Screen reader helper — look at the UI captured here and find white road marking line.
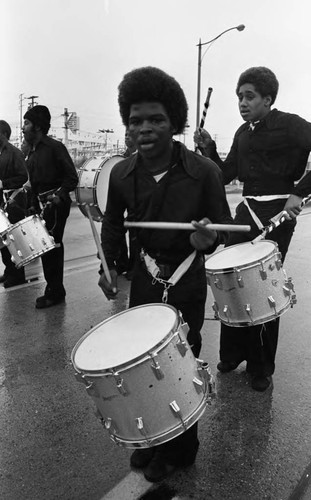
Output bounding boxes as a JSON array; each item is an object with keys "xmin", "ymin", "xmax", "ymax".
[{"xmin": 100, "ymin": 471, "xmax": 152, "ymax": 500}]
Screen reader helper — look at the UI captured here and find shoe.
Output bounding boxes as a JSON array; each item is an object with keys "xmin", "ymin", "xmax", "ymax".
[
  {"xmin": 3, "ymin": 276, "xmax": 26, "ymax": 288},
  {"xmin": 35, "ymin": 295, "xmax": 65, "ymax": 309},
  {"xmin": 217, "ymin": 360, "xmax": 239, "ymax": 373},
  {"xmin": 130, "ymin": 448, "xmax": 155, "ymax": 468},
  {"xmin": 251, "ymin": 375, "xmax": 271, "ymax": 392},
  {"xmin": 143, "ymin": 451, "xmax": 177, "ymax": 483}
]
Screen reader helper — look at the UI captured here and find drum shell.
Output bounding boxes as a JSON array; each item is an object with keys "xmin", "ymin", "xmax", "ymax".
[
  {"xmin": 0, "ymin": 210, "xmax": 11, "ymax": 249},
  {"xmin": 72, "ymin": 304, "xmax": 212, "ymax": 448},
  {"xmin": 205, "ymin": 240, "xmax": 294, "ymax": 327},
  {"xmin": 4, "ymin": 215, "xmax": 56, "ymax": 268},
  {"xmin": 75, "ymin": 155, "xmax": 123, "ymax": 221}
]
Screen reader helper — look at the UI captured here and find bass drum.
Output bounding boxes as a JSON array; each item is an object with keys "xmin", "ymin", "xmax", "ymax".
[{"xmin": 75, "ymin": 155, "xmax": 124, "ymax": 222}]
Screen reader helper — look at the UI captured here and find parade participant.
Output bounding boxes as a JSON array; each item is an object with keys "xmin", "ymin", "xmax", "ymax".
[
  {"xmin": 22, "ymin": 105, "xmax": 78, "ymax": 308},
  {"xmin": 194, "ymin": 66, "xmax": 311, "ymax": 392},
  {"xmin": 98, "ymin": 66, "xmax": 232, "ymax": 482},
  {"xmin": 0, "ymin": 120, "xmax": 28, "ymax": 288}
]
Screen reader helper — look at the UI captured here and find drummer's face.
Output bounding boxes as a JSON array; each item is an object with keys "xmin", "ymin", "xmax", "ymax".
[
  {"xmin": 22, "ymin": 119, "xmax": 37, "ymax": 145},
  {"xmin": 128, "ymin": 102, "xmax": 174, "ymax": 160},
  {"xmin": 237, "ymin": 83, "xmax": 271, "ymax": 122}
]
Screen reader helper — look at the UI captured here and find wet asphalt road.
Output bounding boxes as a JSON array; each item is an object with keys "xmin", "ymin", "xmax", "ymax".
[{"xmin": 0, "ymin": 190, "xmax": 311, "ymax": 500}]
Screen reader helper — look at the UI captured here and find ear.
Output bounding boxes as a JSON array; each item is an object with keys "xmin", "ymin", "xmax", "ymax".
[{"xmin": 264, "ymin": 95, "xmax": 272, "ymax": 107}]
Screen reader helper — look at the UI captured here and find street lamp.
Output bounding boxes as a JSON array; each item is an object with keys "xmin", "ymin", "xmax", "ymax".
[{"xmin": 196, "ymin": 24, "xmax": 245, "ymax": 127}]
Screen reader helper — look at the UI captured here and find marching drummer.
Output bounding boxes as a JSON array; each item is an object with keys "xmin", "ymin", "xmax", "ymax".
[
  {"xmin": 22, "ymin": 105, "xmax": 78, "ymax": 309},
  {"xmin": 98, "ymin": 66, "xmax": 233, "ymax": 482},
  {"xmin": 194, "ymin": 66, "xmax": 311, "ymax": 392},
  {"xmin": 0, "ymin": 120, "xmax": 28, "ymax": 288}
]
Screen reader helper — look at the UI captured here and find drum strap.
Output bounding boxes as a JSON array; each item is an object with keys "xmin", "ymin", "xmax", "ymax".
[
  {"xmin": 140, "ymin": 249, "xmax": 197, "ymax": 303},
  {"xmin": 243, "ymin": 198, "xmax": 264, "ymax": 230}
]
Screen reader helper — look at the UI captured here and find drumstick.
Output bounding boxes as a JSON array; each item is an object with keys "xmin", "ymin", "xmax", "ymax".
[
  {"xmin": 199, "ymin": 87, "xmax": 213, "ymax": 131},
  {"xmin": 124, "ymin": 221, "xmax": 251, "ymax": 232},
  {"xmin": 85, "ymin": 204, "xmax": 112, "ymax": 284}
]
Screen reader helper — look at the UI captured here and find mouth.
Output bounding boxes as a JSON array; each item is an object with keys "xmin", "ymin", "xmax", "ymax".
[{"xmin": 139, "ymin": 141, "xmax": 155, "ymax": 151}]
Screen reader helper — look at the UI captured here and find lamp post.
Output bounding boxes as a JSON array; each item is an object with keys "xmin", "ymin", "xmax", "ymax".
[{"xmin": 196, "ymin": 24, "xmax": 245, "ymax": 127}]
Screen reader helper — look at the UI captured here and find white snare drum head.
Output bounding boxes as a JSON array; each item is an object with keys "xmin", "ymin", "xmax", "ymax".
[
  {"xmin": 73, "ymin": 304, "xmax": 178, "ymax": 372},
  {"xmin": 205, "ymin": 240, "xmax": 277, "ymax": 270},
  {"xmin": 96, "ymin": 155, "xmax": 123, "ymax": 213}
]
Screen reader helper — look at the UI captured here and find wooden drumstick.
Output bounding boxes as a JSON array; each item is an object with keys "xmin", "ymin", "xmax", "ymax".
[
  {"xmin": 85, "ymin": 204, "xmax": 112, "ymax": 284},
  {"xmin": 124, "ymin": 221, "xmax": 251, "ymax": 232},
  {"xmin": 199, "ymin": 87, "xmax": 213, "ymax": 131}
]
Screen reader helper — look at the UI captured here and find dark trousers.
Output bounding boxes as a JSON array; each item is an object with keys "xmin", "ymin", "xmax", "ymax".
[
  {"xmin": 129, "ymin": 256, "xmax": 207, "ymax": 464},
  {"xmin": 41, "ymin": 199, "xmax": 71, "ymax": 299},
  {"xmin": 219, "ymin": 200, "xmax": 296, "ymax": 376},
  {"xmin": 0, "ymin": 245, "xmax": 25, "ymax": 280}
]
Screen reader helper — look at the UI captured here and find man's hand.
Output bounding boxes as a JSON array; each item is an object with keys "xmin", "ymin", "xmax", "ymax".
[
  {"xmin": 190, "ymin": 217, "xmax": 217, "ymax": 251},
  {"xmin": 283, "ymin": 194, "xmax": 303, "ymax": 220},
  {"xmin": 98, "ymin": 268, "xmax": 118, "ymax": 300},
  {"xmin": 193, "ymin": 128, "xmax": 214, "ymax": 155}
]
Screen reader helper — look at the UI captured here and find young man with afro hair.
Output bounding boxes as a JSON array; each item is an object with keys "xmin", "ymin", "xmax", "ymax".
[
  {"xmin": 98, "ymin": 66, "xmax": 233, "ymax": 482},
  {"xmin": 194, "ymin": 66, "xmax": 311, "ymax": 392}
]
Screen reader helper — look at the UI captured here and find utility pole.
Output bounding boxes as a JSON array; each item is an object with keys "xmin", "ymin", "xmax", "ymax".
[
  {"xmin": 26, "ymin": 95, "xmax": 39, "ymax": 109},
  {"xmin": 63, "ymin": 108, "xmax": 69, "ymax": 147}
]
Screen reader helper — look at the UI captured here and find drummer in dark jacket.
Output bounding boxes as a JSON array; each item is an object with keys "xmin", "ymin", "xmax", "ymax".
[
  {"xmin": 22, "ymin": 105, "xmax": 78, "ymax": 309},
  {"xmin": 0, "ymin": 120, "xmax": 28, "ymax": 287},
  {"xmin": 98, "ymin": 66, "xmax": 233, "ymax": 483}
]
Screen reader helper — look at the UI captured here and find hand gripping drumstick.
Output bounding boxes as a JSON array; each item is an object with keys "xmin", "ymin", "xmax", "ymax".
[
  {"xmin": 252, "ymin": 195, "xmax": 311, "ymax": 243},
  {"xmin": 85, "ymin": 204, "xmax": 112, "ymax": 285},
  {"xmin": 124, "ymin": 221, "xmax": 251, "ymax": 232}
]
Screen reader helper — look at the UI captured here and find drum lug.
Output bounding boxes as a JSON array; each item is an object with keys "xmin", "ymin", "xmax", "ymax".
[
  {"xmin": 223, "ymin": 305, "xmax": 231, "ymax": 322},
  {"xmin": 29, "ymin": 243, "xmax": 35, "ymax": 251},
  {"xmin": 193, "ymin": 376, "xmax": 204, "ymax": 392},
  {"xmin": 212, "ymin": 302, "xmax": 220, "ymax": 320},
  {"xmin": 213, "ymin": 276, "xmax": 223, "ymax": 289},
  {"xmin": 176, "ymin": 334, "xmax": 188, "ymax": 356},
  {"xmin": 260, "ymin": 264, "xmax": 267, "ymax": 280},
  {"xmin": 169, "ymin": 400, "xmax": 187, "ymax": 430},
  {"xmin": 235, "ymin": 269, "xmax": 244, "ymax": 288},
  {"xmin": 113, "ymin": 374, "xmax": 127, "ymax": 396},
  {"xmin": 196, "ymin": 360, "xmax": 216, "ymax": 402},
  {"xmin": 244, "ymin": 304, "xmax": 254, "ymax": 324},
  {"xmin": 275, "ymin": 254, "xmax": 282, "ymax": 270},
  {"xmin": 74, "ymin": 372, "xmax": 88, "ymax": 385},
  {"xmin": 9, "ymin": 234, "xmax": 15, "ymax": 241},
  {"xmin": 290, "ymin": 294, "xmax": 297, "ymax": 307},
  {"xmin": 21, "ymin": 228, "xmax": 27, "ymax": 235},
  {"xmin": 284, "ymin": 277, "xmax": 295, "ymax": 291},
  {"xmin": 135, "ymin": 417, "xmax": 153, "ymax": 446},
  {"xmin": 267, "ymin": 296, "xmax": 277, "ymax": 314},
  {"xmin": 150, "ymin": 354, "xmax": 164, "ymax": 379},
  {"xmin": 85, "ymin": 381, "xmax": 100, "ymax": 398},
  {"xmin": 17, "ymin": 250, "xmax": 23, "ymax": 258}
]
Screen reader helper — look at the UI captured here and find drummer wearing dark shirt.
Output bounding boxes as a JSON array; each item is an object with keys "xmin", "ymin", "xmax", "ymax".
[
  {"xmin": 98, "ymin": 66, "xmax": 232, "ymax": 482},
  {"xmin": 194, "ymin": 66, "xmax": 311, "ymax": 392},
  {"xmin": 23, "ymin": 105, "xmax": 78, "ymax": 309}
]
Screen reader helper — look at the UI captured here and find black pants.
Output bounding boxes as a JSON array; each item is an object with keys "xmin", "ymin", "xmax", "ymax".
[
  {"xmin": 219, "ymin": 199, "xmax": 296, "ymax": 376},
  {"xmin": 41, "ymin": 198, "xmax": 71, "ymax": 300},
  {"xmin": 0, "ymin": 245, "xmax": 25, "ymax": 280},
  {"xmin": 129, "ymin": 256, "xmax": 207, "ymax": 464}
]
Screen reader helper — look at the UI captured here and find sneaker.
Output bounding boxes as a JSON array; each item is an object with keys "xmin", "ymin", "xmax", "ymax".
[
  {"xmin": 3, "ymin": 276, "xmax": 26, "ymax": 288},
  {"xmin": 143, "ymin": 450, "xmax": 177, "ymax": 483},
  {"xmin": 130, "ymin": 448, "xmax": 155, "ymax": 468},
  {"xmin": 217, "ymin": 361, "xmax": 240, "ymax": 373},
  {"xmin": 251, "ymin": 375, "xmax": 271, "ymax": 392},
  {"xmin": 35, "ymin": 295, "xmax": 65, "ymax": 309}
]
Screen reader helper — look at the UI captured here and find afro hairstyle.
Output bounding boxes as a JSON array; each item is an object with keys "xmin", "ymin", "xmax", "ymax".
[
  {"xmin": 118, "ymin": 66, "xmax": 188, "ymax": 135},
  {"xmin": 236, "ymin": 67, "xmax": 279, "ymax": 105}
]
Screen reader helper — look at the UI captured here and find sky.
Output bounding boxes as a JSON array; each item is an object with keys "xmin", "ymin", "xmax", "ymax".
[{"xmin": 3, "ymin": 0, "xmax": 311, "ymax": 151}]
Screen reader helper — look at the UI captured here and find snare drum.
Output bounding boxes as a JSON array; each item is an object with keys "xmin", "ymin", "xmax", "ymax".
[
  {"xmin": 205, "ymin": 240, "xmax": 296, "ymax": 327},
  {"xmin": 72, "ymin": 304, "xmax": 214, "ymax": 448},
  {"xmin": 0, "ymin": 209, "xmax": 11, "ymax": 249},
  {"xmin": 4, "ymin": 215, "xmax": 56, "ymax": 268},
  {"xmin": 75, "ymin": 155, "xmax": 124, "ymax": 221}
]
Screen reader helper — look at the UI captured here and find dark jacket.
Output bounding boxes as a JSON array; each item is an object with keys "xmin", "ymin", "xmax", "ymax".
[
  {"xmin": 101, "ymin": 141, "xmax": 233, "ymax": 269},
  {"xmin": 208, "ymin": 109, "xmax": 311, "ymax": 198},
  {"xmin": 0, "ymin": 141, "xmax": 28, "ymax": 191},
  {"xmin": 26, "ymin": 135, "xmax": 78, "ymax": 205}
]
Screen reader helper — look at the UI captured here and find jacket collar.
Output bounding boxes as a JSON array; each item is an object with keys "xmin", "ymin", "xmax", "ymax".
[{"xmin": 120, "ymin": 141, "xmax": 201, "ymax": 180}]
